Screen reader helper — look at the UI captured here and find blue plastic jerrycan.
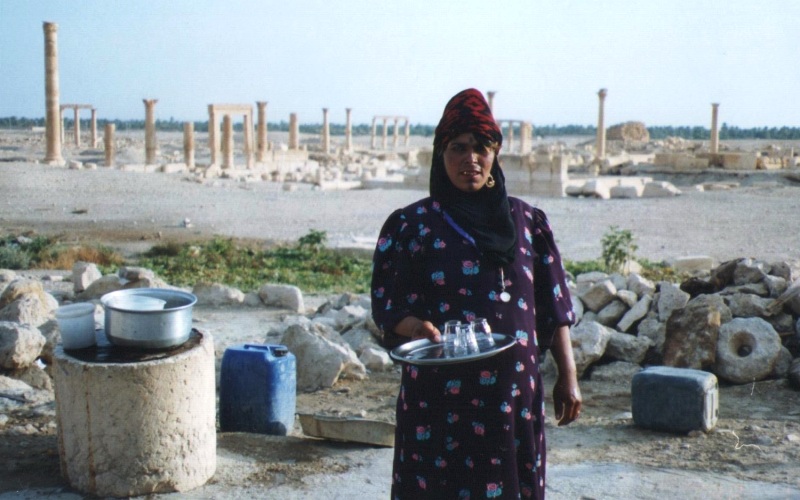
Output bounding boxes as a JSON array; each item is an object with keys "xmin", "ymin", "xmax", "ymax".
[{"xmin": 219, "ymin": 344, "xmax": 297, "ymax": 435}]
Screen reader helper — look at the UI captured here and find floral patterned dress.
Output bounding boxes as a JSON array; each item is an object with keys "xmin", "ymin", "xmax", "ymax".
[{"xmin": 371, "ymin": 196, "xmax": 574, "ymax": 500}]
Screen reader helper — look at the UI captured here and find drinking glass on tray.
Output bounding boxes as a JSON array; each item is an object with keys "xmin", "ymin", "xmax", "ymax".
[{"xmin": 471, "ymin": 318, "xmax": 496, "ymax": 351}]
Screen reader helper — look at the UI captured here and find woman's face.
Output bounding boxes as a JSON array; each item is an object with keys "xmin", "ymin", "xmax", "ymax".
[{"xmin": 442, "ymin": 133, "xmax": 496, "ymax": 193}]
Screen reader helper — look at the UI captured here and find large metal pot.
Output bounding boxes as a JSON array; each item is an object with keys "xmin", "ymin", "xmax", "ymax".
[{"xmin": 100, "ymin": 288, "xmax": 197, "ymax": 349}]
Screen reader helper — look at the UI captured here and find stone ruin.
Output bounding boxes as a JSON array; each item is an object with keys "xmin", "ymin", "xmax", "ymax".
[
  {"xmin": 23, "ymin": 22, "xmax": 800, "ymax": 201},
  {"xmin": 607, "ymin": 121, "xmax": 650, "ymax": 143}
]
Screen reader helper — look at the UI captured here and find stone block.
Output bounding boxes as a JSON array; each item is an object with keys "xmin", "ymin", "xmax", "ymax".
[
  {"xmin": 580, "ymin": 280, "xmax": 617, "ymax": 312},
  {"xmin": 53, "ymin": 333, "xmax": 217, "ymax": 496}
]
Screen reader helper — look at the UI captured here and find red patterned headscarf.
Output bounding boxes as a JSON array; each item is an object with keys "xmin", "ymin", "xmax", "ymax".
[
  {"xmin": 434, "ymin": 88, "xmax": 503, "ymax": 152},
  {"xmin": 429, "ymin": 89, "xmax": 517, "ymax": 266}
]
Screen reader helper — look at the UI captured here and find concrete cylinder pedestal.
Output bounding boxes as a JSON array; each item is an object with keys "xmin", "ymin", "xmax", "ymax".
[{"xmin": 53, "ymin": 332, "xmax": 216, "ymax": 497}]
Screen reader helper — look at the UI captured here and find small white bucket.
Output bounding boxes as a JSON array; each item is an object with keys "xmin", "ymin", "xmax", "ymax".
[{"xmin": 55, "ymin": 303, "xmax": 97, "ymax": 349}]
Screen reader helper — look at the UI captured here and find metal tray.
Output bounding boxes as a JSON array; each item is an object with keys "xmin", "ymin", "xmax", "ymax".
[{"xmin": 390, "ymin": 333, "xmax": 516, "ymax": 365}]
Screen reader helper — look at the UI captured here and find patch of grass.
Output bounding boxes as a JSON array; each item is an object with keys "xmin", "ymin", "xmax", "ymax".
[
  {"xmin": 139, "ymin": 233, "xmax": 372, "ymax": 294},
  {"xmin": 0, "ymin": 234, "xmax": 125, "ymax": 273},
  {"xmin": 37, "ymin": 245, "xmax": 125, "ymax": 271}
]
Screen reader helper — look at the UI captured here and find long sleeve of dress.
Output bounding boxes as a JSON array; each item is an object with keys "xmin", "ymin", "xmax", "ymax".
[
  {"xmin": 531, "ymin": 208, "xmax": 575, "ymax": 352},
  {"xmin": 371, "ymin": 207, "xmax": 426, "ymax": 347}
]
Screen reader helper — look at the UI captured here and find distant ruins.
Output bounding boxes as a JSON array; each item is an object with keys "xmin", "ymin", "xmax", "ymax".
[{"xmin": 31, "ymin": 22, "xmax": 800, "ymax": 199}]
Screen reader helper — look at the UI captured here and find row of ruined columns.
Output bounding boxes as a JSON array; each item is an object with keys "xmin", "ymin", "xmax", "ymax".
[
  {"xmin": 593, "ymin": 89, "xmax": 722, "ymax": 161},
  {"xmin": 370, "ymin": 116, "xmax": 411, "ymax": 150}
]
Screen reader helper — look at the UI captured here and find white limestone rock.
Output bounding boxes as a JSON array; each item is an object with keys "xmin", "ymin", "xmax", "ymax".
[
  {"xmin": 617, "ymin": 289, "xmax": 639, "ymax": 308},
  {"xmin": 192, "ymin": 282, "xmax": 245, "ymax": 306},
  {"xmin": 580, "ymin": 280, "xmax": 618, "ymax": 312},
  {"xmin": 75, "ymin": 274, "xmax": 124, "ymax": 300},
  {"xmin": 72, "ymin": 261, "xmax": 102, "ymax": 293},
  {"xmin": 617, "ymin": 295, "xmax": 653, "ymax": 333},
  {"xmin": 570, "ymin": 320, "xmax": 612, "ymax": 378},
  {"xmin": 637, "ymin": 315, "xmax": 666, "ymax": 356},
  {"xmin": 0, "ymin": 321, "xmax": 46, "ymax": 370},
  {"xmin": 280, "ymin": 323, "xmax": 366, "ymax": 391},
  {"xmin": 657, "ymin": 282, "xmax": 690, "ymax": 321},
  {"xmin": 342, "ymin": 327, "xmax": 381, "ymax": 355},
  {"xmin": 259, "ymin": 284, "xmax": 305, "ymax": 313},
  {"xmin": 605, "ymin": 330, "xmax": 651, "ymax": 364},
  {"xmin": 641, "ymin": 181, "xmax": 681, "ymax": 197},
  {"xmin": 609, "ymin": 184, "xmax": 641, "ymax": 199},
  {"xmin": 359, "ymin": 347, "xmax": 393, "ymax": 372},
  {"xmin": 576, "ymin": 271, "xmax": 609, "ymax": 294},
  {"xmin": 597, "ymin": 299, "xmax": 628, "ymax": 327},
  {"xmin": 334, "ymin": 304, "xmax": 369, "ymax": 330},
  {"xmin": 627, "ymin": 273, "xmax": 656, "ymax": 299},
  {"xmin": 724, "ymin": 293, "xmax": 772, "ymax": 318},
  {"xmin": 0, "ymin": 293, "xmax": 58, "ymax": 327}
]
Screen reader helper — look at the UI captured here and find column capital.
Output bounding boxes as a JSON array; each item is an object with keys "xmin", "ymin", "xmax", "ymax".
[
  {"xmin": 711, "ymin": 102, "xmax": 720, "ymax": 108},
  {"xmin": 143, "ymin": 99, "xmax": 158, "ymax": 106},
  {"xmin": 598, "ymin": 88, "xmax": 608, "ymax": 99},
  {"xmin": 256, "ymin": 101, "xmax": 268, "ymax": 107},
  {"xmin": 43, "ymin": 22, "xmax": 58, "ymax": 34}
]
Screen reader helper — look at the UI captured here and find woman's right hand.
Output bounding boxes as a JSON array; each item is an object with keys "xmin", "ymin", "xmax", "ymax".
[{"xmin": 395, "ymin": 317, "xmax": 441, "ymax": 343}]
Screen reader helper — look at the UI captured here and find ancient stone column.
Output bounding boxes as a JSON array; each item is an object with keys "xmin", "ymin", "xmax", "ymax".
[
  {"xmin": 184, "ymin": 122, "xmax": 195, "ymax": 168},
  {"xmin": 382, "ymin": 118, "xmax": 388, "ymax": 150},
  {"xmin": 520, "ymin": 121, "xmax": 532, "ymax": 154},
  {"xmin": 72, "ymin": 107, "xmax": 81, "ymax": 147},
  {"xmin": 710, "ymin": 103, "xmax": 720, "ymax": 154},
  {"xmin": 104, "ymin": 123, "xmax": 115, "ymax": 167},
  {"xmin": 507, "ymin": 121, "xmax": 515, "ymax": 153},
  {"xmin": 90, "ymin": 108, "xmax": 97, "ymax": 148},
  {"xmin": 143, "ymin": 99, "xmax": 158, "ymax": 165},
  {"xmin": 487, "ymin": 91, "xmax": 496, "ymax": 114},
  {"xmin": 370, "ymin": 117, "xmax": 377, "ymax": 149},
  {"xmin": 595, "ymin": 88, "xmax": 608, "ymax": 162},
  {"xmin": 256, "ymin": 101, "xmax": 268, "ymax": 162},
  {"xmin": 60, "ymin": 107, "xmax": 66, "ymax": 145},
  {"xmin": 43, "ymin": 22, "xmax": 64, "ymax": 165},
  {"xmin": 222, "ymin": 115, "xmax": 234, "ymax": 169},
  {"xmin": 392, "ymin": 118, "xmax": 399, "ymax": 149},
  {"xmin": 404, "ymin": 119, "xmax": 410, "ymax": 147},
  {"xmin": 208, "ymin": 105, "xmax": 218, "ymax": 165},
  {"xmin": 243, "ymin": 112, "xmax": 254, "ymax": 169},
  {"xmin": 289, "ymin": 113, "xmax": 299, "ymax": 150},
  {"xmin": 345, "ymin": 108, "xmax": 353, "ymax": 152},
  {"xmin": 322, "ymin": 108, "xmax": 330, "ymax": 153}
]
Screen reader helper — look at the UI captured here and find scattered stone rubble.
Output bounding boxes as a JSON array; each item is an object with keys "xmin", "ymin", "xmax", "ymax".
[{"xmin": 1, "ymin": 255, "xmax": 799, "ymax": 439}]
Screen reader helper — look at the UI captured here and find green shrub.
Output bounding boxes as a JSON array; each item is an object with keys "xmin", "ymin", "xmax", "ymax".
[
  {"xmin": 0, "ymin": 244, "xmax": 31, "ymax": 269},
  {"xmin": 601, "ymin": 226, "xmax": 638, "ymax": 274}
]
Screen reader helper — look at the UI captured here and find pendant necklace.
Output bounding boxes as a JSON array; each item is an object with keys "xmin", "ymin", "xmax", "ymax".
[{"xmin": 499, "ymin": 268, "xmax": 511, "ymax": 303}]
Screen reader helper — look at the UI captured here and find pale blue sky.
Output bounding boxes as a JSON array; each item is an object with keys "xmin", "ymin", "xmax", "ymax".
[{"xmin": 1, "ymin": 0, "xmax": 798, "ymax": 128}]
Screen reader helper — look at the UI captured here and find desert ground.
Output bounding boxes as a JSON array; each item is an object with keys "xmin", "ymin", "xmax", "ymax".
[{"xmin": 1, "ymin": 129, "xmax": 799, "ymax": 499}]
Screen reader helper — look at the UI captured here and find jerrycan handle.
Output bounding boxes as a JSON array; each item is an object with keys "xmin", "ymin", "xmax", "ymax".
[
  {"xmin": 243, "ymin": 344, "xmax": 289, "ymax": 357},
  {"xmin": 244, "ymin": 344, "xmax": 270, "ymax": 351}
]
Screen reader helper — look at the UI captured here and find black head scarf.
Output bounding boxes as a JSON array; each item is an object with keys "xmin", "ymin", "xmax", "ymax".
[{"xmin": 429, "ymin": 89, "xmax": 517, "ymax": 266}]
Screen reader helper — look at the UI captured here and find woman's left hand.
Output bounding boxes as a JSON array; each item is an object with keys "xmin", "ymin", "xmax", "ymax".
[{"xmin": 553, "ymin": 372, "xmax": 582, "ymax": 426}]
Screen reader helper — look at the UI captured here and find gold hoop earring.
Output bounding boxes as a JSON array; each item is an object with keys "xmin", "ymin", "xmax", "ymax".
[{"xmin": 486, "ymin": 174, "xmax": 496, "ymax": 188}]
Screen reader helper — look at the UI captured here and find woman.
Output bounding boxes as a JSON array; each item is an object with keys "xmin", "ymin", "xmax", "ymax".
[{"xmin": 371, "ymin": 88, "xmax": 581, "ymax": 499}]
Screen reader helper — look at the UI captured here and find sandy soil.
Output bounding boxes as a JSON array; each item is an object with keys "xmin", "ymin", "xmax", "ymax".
[{"xmin": 1, "ymin": 130, "xmax": 800, "ymax": 497}]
